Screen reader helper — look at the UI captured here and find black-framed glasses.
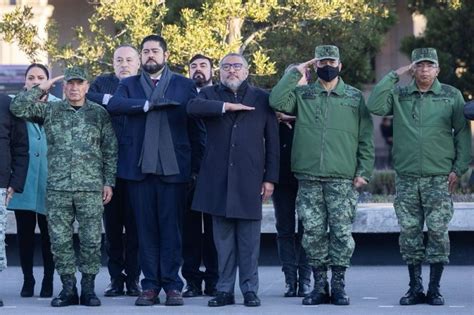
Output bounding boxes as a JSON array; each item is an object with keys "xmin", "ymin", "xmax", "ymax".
[{"xmin": 221, "ymin": 63, "xmax": 244, "ymax": 71}]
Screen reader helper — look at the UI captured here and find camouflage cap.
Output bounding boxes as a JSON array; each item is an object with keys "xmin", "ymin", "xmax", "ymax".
[
  {"xmin": 411, "ymin": 48, "xmax": 438, "ymax": 65},
  {"xmin": 64, "ymin": 66, "xmax": 88, "ymax": 82},
  {"xmin": 314, "ymin": 45, "xmax": 340, "ymax": 61}
]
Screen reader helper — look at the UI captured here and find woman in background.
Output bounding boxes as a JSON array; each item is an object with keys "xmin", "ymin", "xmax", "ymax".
[{"xmin": 8, "ymin": 63, "xmax": 57, "ymax": 298}]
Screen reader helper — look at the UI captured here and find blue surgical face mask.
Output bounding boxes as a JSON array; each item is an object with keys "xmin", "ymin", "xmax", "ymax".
[{"xmin": 316, "ymin": 64, "xmax": 339, "ymax": 82}]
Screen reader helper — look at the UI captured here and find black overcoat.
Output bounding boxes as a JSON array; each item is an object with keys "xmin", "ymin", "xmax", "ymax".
[
  {"xmin": 0, "ymin": 94, "xmax": 29, "ymax": 192},
  {"xmin": 187, "ymin": 81, "xmax": 279, "ymax": 220}
]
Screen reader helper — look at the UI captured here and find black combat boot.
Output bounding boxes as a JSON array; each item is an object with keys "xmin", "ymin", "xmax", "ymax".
[
  {"xmin": 330, "ymin": 266, "xmax": 350, "ymax": 305},
  {"xmin": 51, "ymin": 274, "xmax": 79, "ymax": 307},
  {"xmin": 302, "ymin": 266, "xmax": 330, "ymax": 305},
  {"xmin": 80, "ymin": 273, "xmax": 101, "ymax": 306},
  {"xmin": 400, "ymin": 264, "xmax": 425, "ymax": 305},
  {"xmin": 426, "ymin": 263, "xmax": 445, "ymax": 305},
  {"xmin": 284, "ymin": 282, "xmax": 297, "ymax": 297},
  {"xmin": 297, "ymin": 266, "xmax": 312, "ymax": 297}
]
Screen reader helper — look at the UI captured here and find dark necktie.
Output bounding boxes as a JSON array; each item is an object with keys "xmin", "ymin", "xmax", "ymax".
[{"xmin": 152, "ymin": 79, "xmax": 159, "ymax": 86}]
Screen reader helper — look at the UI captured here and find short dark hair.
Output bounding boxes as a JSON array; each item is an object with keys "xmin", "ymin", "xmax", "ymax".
[
  {"xmin": 140, "ymin": 35, "xmax": 167, "ymax": 52},
  {"xmin": 25, "ymin": 63, "xmax": 50, "ymax": 79},
  {"xmin": 189, "ymin": 54, "xmax": 213, "ymax": 68}
]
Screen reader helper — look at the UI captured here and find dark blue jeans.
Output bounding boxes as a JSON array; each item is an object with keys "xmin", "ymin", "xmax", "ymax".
[{"xmin": 272, "ymin": 183, "xmax": 311, "ymax": 284}]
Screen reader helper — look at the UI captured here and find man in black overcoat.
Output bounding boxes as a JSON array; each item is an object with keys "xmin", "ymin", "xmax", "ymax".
[{"xmin": 187, "ymin": 53, "xmax": 279, "ymax": 308}]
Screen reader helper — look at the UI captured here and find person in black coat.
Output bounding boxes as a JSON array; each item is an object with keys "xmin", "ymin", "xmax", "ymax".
[
  {"xmin": 86, "ymin": 44, "xmax": 142, "ymax": 297},
  {"xmin": 181, "ymin": 54, "xmax": 218, "ymax": 298},
  {"xmin": 107, "ymin": 35, "xmax": 205, "ymax": 307},
  {"xmin": 187, "ymin": 53, "xmax": 279, "ymax": 308},
  {"xmin": 0, "ymin": 94, "xmax": 29, "ymax": 307}
]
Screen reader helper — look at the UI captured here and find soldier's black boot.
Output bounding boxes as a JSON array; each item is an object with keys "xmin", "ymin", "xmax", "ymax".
[
  {"xmin": 302, "ymin": 266, "xmax": 330, "ymax": 305},
  {"xmin": 284, "ymin": 281, "xmax": 297, "ymax": 297},
  {"xmin": 400, "ymin": 264, "xmax": 425, "ymax": 305},
  {"xmin": 426, "ymin": 263, "xmax": 445, "ymax": 305},
  {"xmin": 51, "ymin": 274, "xmax": 79, "ymax": 307},
  {"xmin": 297, "ymin": 266, "xmax": 311, "ymax": 297},
  {"xmin": 330, "ymin": 266, "xmax": 350, "ymax": 305},
  {"xmin": 80, "ymin": 274, "xmax": 101, "ymax": 306}
]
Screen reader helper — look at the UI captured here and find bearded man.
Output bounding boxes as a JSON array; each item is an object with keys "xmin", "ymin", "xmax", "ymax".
[{"xmin": 107, "ymin": 35, "xmax": 205, "ymax": 307}]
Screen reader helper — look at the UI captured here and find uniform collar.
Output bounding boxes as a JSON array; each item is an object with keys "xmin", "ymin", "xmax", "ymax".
[
  {"xmin": 407, "ymin": 78, "xmax": 442, "ymax": 95},
  {"xmin": 314, "ymin": 77, "xmax": 345, "ymax": 96}
]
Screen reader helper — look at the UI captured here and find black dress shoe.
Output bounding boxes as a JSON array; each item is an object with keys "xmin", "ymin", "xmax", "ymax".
[
  {"xmin": 20, "ymin": 277, "xmax": 35, "ymax": 297},
  {"xmin": 165, "ymin": 290, "xmax": 184, "ymax": 306},
  {"xmin": 104, "ymin": 276, "xmax": 125, "ymax": 297},
  {"xmin": 208, "ymin": 291, "xmax": 235, "ymax": 307},
  {"xmin": 135, "ymin": 289, "xmax": 159, "ymax": 306},
  {"xmin": 0, "ymin": 297, "xmax": 3, "ymax": 307},
  {"xmin": 284, "ymin": 283, "xmax": 297, "ymax": 297},
  {"xmin": 243, "ymin": 291, "xmax": 261, "ymax": 307},
  {"xmin": 204, "ymin": 286, "xmax": 217, "ymax": 297},
  {"xmin": 183, "ymin": 284, "xmax": 202, "ymax": 298},
  {"xmin": 125, "ymin": 278, "xmax": 141, "ymax": 296}
]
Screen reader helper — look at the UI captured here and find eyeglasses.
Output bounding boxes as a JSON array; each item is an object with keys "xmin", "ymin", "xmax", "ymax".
[{"xmin": 221, "ymin": 63, "xmax": 244, "ymax": 71}]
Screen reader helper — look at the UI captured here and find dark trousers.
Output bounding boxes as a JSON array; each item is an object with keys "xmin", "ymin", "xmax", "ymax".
[
  {"xmin": 128, "ymin": 175, "xmax": 185, "ymax": 292},
  {"xmin": 182, "ymin": 207, "xmax": 218, "ymax": 289},
  {"xmin": 212, "ymin": 216, "xmax": 261, "ymax": 294},
  {"xmin": 103, "ymin": 178, "xmax": 139, "ymax": 280},
  {"xmin": 14, "ymin": 211, "xmax": 54, "ymax": 279},
  {"xmin": 273, "ymin": 183, "xmax": 311, "ymax": 284}
]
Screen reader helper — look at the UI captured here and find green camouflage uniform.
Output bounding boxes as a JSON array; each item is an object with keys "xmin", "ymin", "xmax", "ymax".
[
  {"xmin": 270, "ymin": 45, "xmax": 374, "ymax": 268},
  {"xmin": 10, "ymin": 68, "xmax": 118, "ymax": 275},
  {"xmin": 0, "ymin": 189, "xmax": 6, "ymax": 271},
  {"xmin": 367, "ymin": 48, "xmax": 471, "ymax": 264}
]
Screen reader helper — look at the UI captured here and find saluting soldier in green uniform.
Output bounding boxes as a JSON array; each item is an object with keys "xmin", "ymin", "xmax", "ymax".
[
  {"xmin": 10, "ymin": 67, "xmax": 118, "ymax": 307},
  {"xmin": 367, "ymin": 48, "xmax": 471, "ymax": 306},
  {"xmin": 270, "ymin": 45, "xmax": 374, "ymax": 306}
]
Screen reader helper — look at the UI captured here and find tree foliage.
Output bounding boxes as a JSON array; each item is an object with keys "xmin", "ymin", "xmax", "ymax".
[
  {"xmin": 402, "ymin": 0, "xmax": 473, "ymax": 99},
  {"xmin": 1, "ymin": 0, "xmax": 396, "ymax": 88}
]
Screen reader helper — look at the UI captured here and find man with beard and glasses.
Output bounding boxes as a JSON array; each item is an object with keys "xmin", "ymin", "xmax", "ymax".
[
  {"xmin": 86, "ymin": 45, "xmax": 142, "ymax": 298},
  {"xmin": 181, "ymin": 54, "xmax": 218, "ymax": 298},
  {"xmin": 368, "ymin": 48, "xmax": 471, "ymax": 306},
  {"xmin": 187, "ymin": 53, "xmax": 279, "ymax": 308},
  {"xmin": 270, "ymin": 45, "xmax": 374, "ymax": 306},
  {"xmin": 107, "ymin": 35, "xmax": 205, "ymax": 307}
]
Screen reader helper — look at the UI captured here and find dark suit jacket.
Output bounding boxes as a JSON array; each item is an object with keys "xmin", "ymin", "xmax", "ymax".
[
  {"xmin": 107, "ymin": 72, "xmax": 205, "ymax": 183},
  {"xmin": 187, "ymin": 81, "xmax": 279, "ymax": 220},
  {"xmin": 0, "ymin": 94, "xmax": 29, "ymax": 192}
]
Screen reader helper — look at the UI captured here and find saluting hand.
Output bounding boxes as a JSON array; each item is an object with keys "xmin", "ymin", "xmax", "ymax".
[
  {"xmin": 37, "ymin": 75, "xmax": 64, "ymax": 93},
  {"xmin": 296, "ymin": 58, "xmax": 317, "ymax": 76},
  {"xmin": 276, "ymin": 112, "xmax": 296, "ymax": 129},
  {"xmin": 395, "ymin": 64, "xmax": 413, "ymax": 77},
  {"xmin": 224, "ymin": 102, "xmax": 255, "ymax": 112}
]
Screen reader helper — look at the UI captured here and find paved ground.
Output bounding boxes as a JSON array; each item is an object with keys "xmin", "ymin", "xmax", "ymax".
[{"xmin": 0, "ymin": 266, "xmax": 472, "ymax": 315}]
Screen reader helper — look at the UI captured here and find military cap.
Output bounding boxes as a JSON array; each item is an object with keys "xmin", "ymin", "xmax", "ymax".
[
  {"xmin": 411, "ymin": 48, "xmax": 438, "ymax": 65},
  {"xmin": 64, "ymin": 66, "xmax": 88, "ymax": 82},
  {"xmin": 315, "ymin": 45, "xmax": 340, "ymax": 61}
]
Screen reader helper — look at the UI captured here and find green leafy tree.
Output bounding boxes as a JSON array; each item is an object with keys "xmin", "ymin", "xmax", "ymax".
[
  {"xmin": 402, "ymin": 0, "xmax": 473, "ymax": 99},
  {"xmin": 1, "ymin": 0, "xmax": 395, "ymax": 88}
]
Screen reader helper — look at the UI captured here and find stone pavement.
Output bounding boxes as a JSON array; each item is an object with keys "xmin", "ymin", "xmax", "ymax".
[{"xmin": 0, "ymin": 266, "xmax": 472, "ymax": 315}]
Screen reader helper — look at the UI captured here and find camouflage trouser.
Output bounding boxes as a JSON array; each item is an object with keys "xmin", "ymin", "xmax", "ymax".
[
  {"xmin": 0, "ymin": 188, "xmax": 6, "ymax": 271},
  {"xmin": 394, "ymin": 175, "xmax": 453, "ymax": 264},
  {"xmin": 46, "ymin": 190, "xmax": 103, "ymax": 275},
  {"xmin": 296, "ymin": 179, "xmax": 358, "ymax": 268}
]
